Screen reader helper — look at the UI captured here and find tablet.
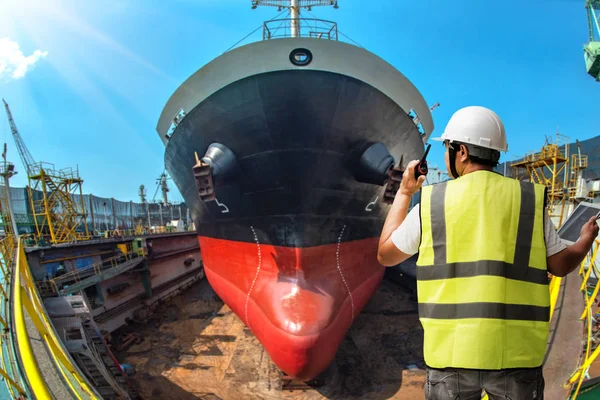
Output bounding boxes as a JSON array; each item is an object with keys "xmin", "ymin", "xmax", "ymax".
[{"xmin": 556, "ymin": 202, "xmax": 600, "ymax": 245}]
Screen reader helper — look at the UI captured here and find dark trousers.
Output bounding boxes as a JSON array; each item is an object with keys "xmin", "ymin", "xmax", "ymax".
[{"xmin": 425, "ymin": 366, "xmax": 545, "ymax": 400}]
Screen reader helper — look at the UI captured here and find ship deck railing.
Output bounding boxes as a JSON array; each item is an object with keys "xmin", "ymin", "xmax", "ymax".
[{"xmin": 263, "ymin": 18, "xmax": 338, "ymax": 41}]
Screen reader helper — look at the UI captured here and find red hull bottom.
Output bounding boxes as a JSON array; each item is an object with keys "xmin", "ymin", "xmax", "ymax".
[{"xmin": 198, "ymin": 235, "xmax": 384, "ymax": 380}]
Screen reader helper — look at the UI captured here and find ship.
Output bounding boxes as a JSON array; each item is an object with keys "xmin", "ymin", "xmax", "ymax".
[{"xmin": 156, "ymin": 0, "xmax": 434, "ymax": 381}]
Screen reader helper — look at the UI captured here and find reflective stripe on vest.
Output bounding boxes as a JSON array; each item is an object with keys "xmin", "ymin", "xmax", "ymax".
[{"xmin": 416, "ymin": 171, "xmax": 549, "ymax": 370}]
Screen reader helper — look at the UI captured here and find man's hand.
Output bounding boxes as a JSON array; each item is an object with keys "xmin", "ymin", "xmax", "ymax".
[
  {"xmin": 377, "ymin": 160, "xmax": 425, "ymax": 267},
  {"xmin": 399, "ymin": 160, "xmax": 427, "ymax": 197},
  {"xmin": 581, "ymin": 216, "xmax": 599, "ymax": 243},
  {"xmin": 547, "ymin": 216, "xmax": 599, "ymax": 277}
]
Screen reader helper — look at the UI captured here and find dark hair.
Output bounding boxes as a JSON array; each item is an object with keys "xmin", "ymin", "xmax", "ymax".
[
  {"xmin": 469, "ymin": 155, "xmax": 499, "ymax": 168},
  {"xmin": 453, "ymin": 142, "xmax": 500, "ymax": 168}
]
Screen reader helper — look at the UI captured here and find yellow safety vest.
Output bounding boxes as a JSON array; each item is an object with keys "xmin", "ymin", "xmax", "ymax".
[{"xmin": 417, "ymin": 170, "xmax": 549, "ymax": 370}]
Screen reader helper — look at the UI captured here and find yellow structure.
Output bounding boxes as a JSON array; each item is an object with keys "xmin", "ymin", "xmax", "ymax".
[
  {"xmin": 511, "ymin": 133, "xmax": 571, "ymax": 224},
  {"xmin": 568, "ymin": 152, "xmax": 590, "ymax": 200},
  {"xmin": 3, "ymin": 99, "xmax": 90, "ymax": 245},
  {"xmin": 566, "ymin": 239, "xmax": 600, "ymax": 399},
  {"xmin": 28, "ymin": 162, "xmax": 90, "ymax": 244}
]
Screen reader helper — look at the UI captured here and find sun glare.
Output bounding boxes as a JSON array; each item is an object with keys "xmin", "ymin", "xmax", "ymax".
[{"xmin": 0, "ymin": 0, "xmax": 177, "ymax": 131}]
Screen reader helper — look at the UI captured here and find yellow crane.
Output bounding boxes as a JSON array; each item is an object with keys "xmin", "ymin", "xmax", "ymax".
[{"xmin": 2, "ymin": 99, "xmax": 89, "ymax": 245}]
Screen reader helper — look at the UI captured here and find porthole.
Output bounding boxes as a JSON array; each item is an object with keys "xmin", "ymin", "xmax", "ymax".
[{"xmin": 289, "ymin": 48, "xmax": 313, "ymax": 66}]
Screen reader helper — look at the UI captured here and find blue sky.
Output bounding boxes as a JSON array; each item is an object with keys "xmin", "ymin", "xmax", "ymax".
[{"xmin": 0, "ymin": 0, "xmax": 598, "ymax": 202}]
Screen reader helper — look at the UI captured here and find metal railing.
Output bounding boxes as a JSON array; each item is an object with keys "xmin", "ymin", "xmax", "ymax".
[
  {"xmin": 0, "ymin": 235, "xmax": 28, "ymax": 399},
  {"xmin": 102, "ymin": 225, "xmax": 194, "ymax": 237},
  {"xmin": 24, "ymin": 224, "xmax": 196, "ymax": 249},
  {"xmin": 28, "ymin": 162, "xmax": 82, "ymax": 181},
  {"xmin": 37, "ymin": 246, "xmax": 146, "ymax": 296},
  {"xmin": 13, "ymin": 236, "xmax": 98, "ymax": 399},
  {"xmin": 567, "ymin": 239, "xmax": 600, "ymax": 399},
  {"xmin": 252, "ymin": 0, "xmax": 338, "ymax": 7},
  {"xmin": 263, "ymin": 18, "xmax": 338, "ymax": 40}
]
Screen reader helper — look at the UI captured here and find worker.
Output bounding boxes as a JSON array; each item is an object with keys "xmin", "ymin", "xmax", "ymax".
[{"xmin": 377, "ymin": 106, "xmax": 599, "ymax": 400}]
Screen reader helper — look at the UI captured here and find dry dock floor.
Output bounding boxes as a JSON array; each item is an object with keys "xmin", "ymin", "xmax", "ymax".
[{"xmin": 113, "ymin": 277, "xmax": 427, "ymax": 399}]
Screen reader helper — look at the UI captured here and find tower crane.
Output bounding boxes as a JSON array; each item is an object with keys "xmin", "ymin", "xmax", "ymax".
[
  {"xmin": 159, "ymin": 173, "xmax": 170, "ymax": 206},
  {"xmin": 3, "ymin": 101, "xmax": 35, "ymax": 176},
  {"xmin": 584, "ymin": 0, "xmax": 600, "ymax": 81},
  {"xmin": 149, "ymin": 172, "xmax": 174, "ymax": 227},
  {"xmin": 152, "ymin": 172, "xmax": 171, "ymax": 206},
  {"xmin": 139, "ymin": 184, "xmax": 151, "ymax": 228},
  {"xmin": 2, "ymin": 98, "xmax": 89, "ymax": 244},
  {"xmin": 138, "ymin": 185, "xmax": 147, "ymax": 204}
]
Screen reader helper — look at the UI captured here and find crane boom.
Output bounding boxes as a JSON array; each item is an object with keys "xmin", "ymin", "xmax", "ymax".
[
  {"xmin": 588, "ymin": 1, "xmax": 600, "ymax": 41},
  {"xmin": 2, "ymin": 99, "xmax": 36, "ymax": 176},
  {"xmin": 584, "ymin": 0, "xmax": 600, "ymax": 81}
]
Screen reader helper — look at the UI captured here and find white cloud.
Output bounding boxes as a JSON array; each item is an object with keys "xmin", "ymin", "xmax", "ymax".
[{"xmin": 0, "ymin": 38, "xmax": 48, "ymax": 80}]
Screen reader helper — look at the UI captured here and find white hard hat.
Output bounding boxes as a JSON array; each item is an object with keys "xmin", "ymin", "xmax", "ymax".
[{"xmin": 432, "ymin": 106, "xmax": 508, "ymax": 152}]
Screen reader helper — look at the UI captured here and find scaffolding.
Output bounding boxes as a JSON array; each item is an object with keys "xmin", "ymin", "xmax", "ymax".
[
  {"xmin": 510, "ymin": 132, "xmax": 598, "ymax": 228},
  {"xmin": 569, "ymin": 153, "xmax": 590, "ymax": 199},
  {"xmin": 28, "ymin": 162, "xmax": 90, "ymax": 244},
  {"xmin": 511, "ymin": 133, "xmax": 571, "ymax": 222},
  {"xmin": 3, "ymin": 99, "xmax": 91, "ymax": 245}
]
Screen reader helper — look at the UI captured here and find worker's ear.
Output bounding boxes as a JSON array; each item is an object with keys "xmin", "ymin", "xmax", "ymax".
[{"xmin": 459, "ymin": 144, "xmax": 469, "ymax": 163}]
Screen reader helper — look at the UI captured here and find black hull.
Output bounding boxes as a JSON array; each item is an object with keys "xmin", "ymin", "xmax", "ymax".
[{"xmin": 165, "ymin": 70, "xmax": 424, "ymax": 246}]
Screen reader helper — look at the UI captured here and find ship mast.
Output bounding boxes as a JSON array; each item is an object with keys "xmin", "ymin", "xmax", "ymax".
[
  {"xmin": 252, "ymin": 1, "xmax": 339, "ymax": 38},
  {"xmin": 291, "ymin": 0, "xmax": 299, "ymax": 38}
]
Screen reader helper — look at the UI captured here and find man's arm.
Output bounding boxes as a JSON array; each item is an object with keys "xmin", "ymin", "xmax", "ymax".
[
  {"xmin": 377, "ymin": 160, "xmax": 425, "ymax": 267},
  {"xmin": 547, "ymin": 216, "xmax": 599, "ymax": 277}
]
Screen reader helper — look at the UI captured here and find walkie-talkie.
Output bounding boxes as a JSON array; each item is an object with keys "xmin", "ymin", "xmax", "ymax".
[{"xmin": 414, "ymin": 144, "xmax": 431, "ymax": 179}]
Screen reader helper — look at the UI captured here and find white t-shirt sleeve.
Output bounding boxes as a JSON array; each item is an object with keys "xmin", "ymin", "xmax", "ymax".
[
  {"xmin": 390, "ymin": 204, "xmax": 421, "ymax": 256},
  {"xmin": 544, "ymin": 210, "xmax": 567, "ymax": 257}
]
